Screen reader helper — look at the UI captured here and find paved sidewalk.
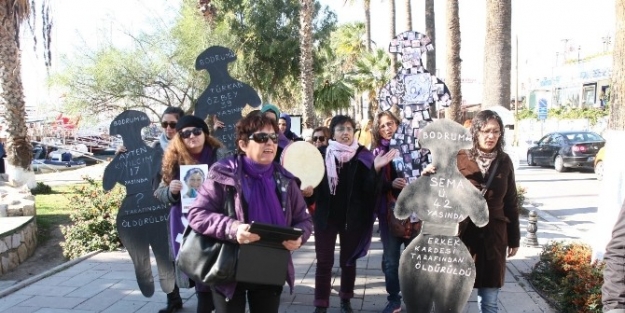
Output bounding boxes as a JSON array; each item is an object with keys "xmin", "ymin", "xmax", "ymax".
[{"xmin": 0, "ymin": 206, "xmax": 578, "ymax": 313}]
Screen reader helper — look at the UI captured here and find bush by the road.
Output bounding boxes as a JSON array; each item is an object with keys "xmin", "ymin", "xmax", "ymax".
[
  {"xmin": 61, "ymin": 177, "xmax": 124, "ymax": 259},
  {"xmin": 530, "ymin": 241, "xmax": 604, "ymax": 313}
]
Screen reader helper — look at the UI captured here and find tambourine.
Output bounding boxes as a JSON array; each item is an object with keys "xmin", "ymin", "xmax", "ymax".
[{"xmin": 280, "ymin": 141, "xmax": 324, "ymax": 189}]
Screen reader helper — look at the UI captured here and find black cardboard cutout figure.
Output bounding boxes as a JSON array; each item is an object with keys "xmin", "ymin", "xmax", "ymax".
[
  {"xmin": 194, "ymin": 46, "xmax": 262, "ymax": 151},
  {"xmin": 395, "ymin": 119, "xmax": 489, "ymax": 313},
  {"xmin": 103, "ymin": 110, "xmax": 174, "ymax": 297},
  {"xmin": 378, "ymin": 31, "xmax": 451, "ymax": 182}
]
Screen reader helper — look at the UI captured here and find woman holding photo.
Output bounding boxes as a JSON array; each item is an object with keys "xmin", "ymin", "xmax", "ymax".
[{"xmin": 154, "ymin": 115, "xmax": 229, "ymax": 313}]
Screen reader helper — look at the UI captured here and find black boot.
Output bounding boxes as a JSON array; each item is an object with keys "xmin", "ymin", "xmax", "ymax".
[
  {"xmin": 340, "ymin": 299, "xmax": 353, "ymax": 313},
  {"xmin": 158, "ymin": 285, "xmax": 183, "ymax": 313}
]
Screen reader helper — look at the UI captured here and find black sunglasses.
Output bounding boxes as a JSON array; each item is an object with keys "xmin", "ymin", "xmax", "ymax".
[
  {"xmin": 248, "ymin": 132, "xmax": 278, "ymax": 144},
  {"xmin": 179, "ymin": 127, "xmax": 203, "ymax": 139},
  {"xmin": 312, "ymin": 136, "xmax": 326, "ymax": 142},
  {"xmin": 161, "ymin": 121, "xmax": 177, "ymax": 129}
]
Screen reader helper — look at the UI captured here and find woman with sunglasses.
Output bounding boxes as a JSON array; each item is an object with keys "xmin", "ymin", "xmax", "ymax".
[
  {"xmin": 309, "ymin": 115, "xmax": 397, "ymax": 313},
  {"xmin": 186, "ymin": 114, "xmax": 312, "ymax": 313},
  {"xmin": 116, "ymin": 107, "xmax": 185, "ymax": 155},
  {"xmin": 311, "ymin": 126, "xmax": 330, "ymax": 148},
  {"xmin": 154, "ymin": 115, "xmax": 230, "ymax": 313}
]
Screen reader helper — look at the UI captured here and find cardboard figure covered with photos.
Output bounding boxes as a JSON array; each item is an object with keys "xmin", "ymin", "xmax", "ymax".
[
  {"xmin": 102, "ymin": 110, "xmax": 174, "ymax": 297},
  {"xmin": 194, "ymin": 46, "xmax": 262, "ymax": 152},
  {"xmin": 377, "ymin": 31, "xmax": 451, "ymax": 183},
  {"xmin": 394, "ymin": 119, "xmax": 489, "ymax": 313}
]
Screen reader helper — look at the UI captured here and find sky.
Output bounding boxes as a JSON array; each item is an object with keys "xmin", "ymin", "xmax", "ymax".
[{"xmin": 20, "ymin": 0, "xmax": 616, "ymax": 113}]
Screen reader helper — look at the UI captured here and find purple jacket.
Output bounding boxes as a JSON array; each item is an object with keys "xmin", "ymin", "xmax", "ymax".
[{"xmin": 187, "ymin": 155, "xmax": 313, "ymax": 300}]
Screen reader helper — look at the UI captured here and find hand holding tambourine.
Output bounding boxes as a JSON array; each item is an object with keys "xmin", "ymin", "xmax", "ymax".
[{"xmin": 280, "ymin": 141, "xmax": 325, "ymax": 192}]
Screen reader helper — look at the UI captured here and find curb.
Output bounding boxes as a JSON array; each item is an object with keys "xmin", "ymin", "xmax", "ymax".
[
  {"xmin": 522, "ymin": 201, "xmax": 586, "ymax": 243},
  {"xmin": 0, "ymin": 250, "xmax": 102, "ymax": 299}
]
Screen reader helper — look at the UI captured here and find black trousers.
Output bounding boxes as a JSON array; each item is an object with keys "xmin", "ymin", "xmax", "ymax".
[{"xmin": 211, "ymin": 282, "xmax": 283, "ymax": 313}]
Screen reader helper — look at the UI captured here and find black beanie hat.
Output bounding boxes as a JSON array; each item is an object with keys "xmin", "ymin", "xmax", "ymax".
[{"xmin": 175, "ymin": 115, "xmax": 210, "ymax": 135}]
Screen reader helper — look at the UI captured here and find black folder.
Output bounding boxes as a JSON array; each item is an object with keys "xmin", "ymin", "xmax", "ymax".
[{"xmin": 235, "ymin": 222, "xmax": 303, "ymax": 286}]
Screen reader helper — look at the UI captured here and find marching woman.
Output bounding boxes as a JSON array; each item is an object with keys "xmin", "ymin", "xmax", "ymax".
[
  {"xmin": 309, "ymin": 115, "xmax": 397, "ymax": 313},
  {"xmin": 370, "ymin": 111, "xmax": 413, "ymax": 313},
  {"xmin": 186, "ymin": 114, "xmax": 312, "ymax": 313},
  {"xmin": 154, "ymin": 115, "xmax": 229, "ymax": 313},
  {"xmin": 423, "ymin": 110, "xmax": 519, "ymax": 313}
]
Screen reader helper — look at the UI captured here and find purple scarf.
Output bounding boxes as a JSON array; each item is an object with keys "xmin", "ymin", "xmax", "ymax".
[
  {"xmin": 241, "ymin": 156, "xmax": 286, "ymax": 226},
  {"xmin": 372, "ymin": 139, "xmax": 390, "ymax": 157}
]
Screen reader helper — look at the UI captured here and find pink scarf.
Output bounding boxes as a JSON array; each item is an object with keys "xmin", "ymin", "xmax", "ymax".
[{"xmin": 325, "ymin": 139, "xmax": 359, "ymax": 195}]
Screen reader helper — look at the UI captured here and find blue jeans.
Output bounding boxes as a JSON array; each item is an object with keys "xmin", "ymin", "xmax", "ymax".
[
  {"xmin": 381, "ymin": 227, "xmax": 413, "ymax": 302},
  {"xmin": 477, "ymin": 288, "xmax": 499, "ymax": 313}
]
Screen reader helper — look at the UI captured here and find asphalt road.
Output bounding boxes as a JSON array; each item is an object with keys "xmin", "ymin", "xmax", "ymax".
[{"xmin": 515, "ymin": 162, "xmax": 600, "ymax": 234}]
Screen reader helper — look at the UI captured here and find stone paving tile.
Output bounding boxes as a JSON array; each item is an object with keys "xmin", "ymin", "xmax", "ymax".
[
  {"xmin": 100, "ymin": 300, "xmax": 148, "ymax": 313},
  {"xmin": 17, "ymin": 295, "xmax": 86, "ymax": 309},
  {"xmin": 0, "ymin": 295, "xmax": 30, "ymax": 311},
  {"xmin": 108, "ymin": 279, "xmax": 139, "ymax": 290},
  {"xmin": 73, "ymin": 288, "xmax": 132, "ymax": 312},
  {"xmin": 65, "ymin": 278, "xmax": 120, "ymax": 298},
  {"xmin": 14, "ymin": 285, "xmax": 77, "ymax": 297},
  {"xmin": 0, "ymin": 305, "xmax": 40, "ymax": 313},
  {"xmin": 57, "ymin": 270, "xmax": 109, "ymax": 287},
  {"xmin": 32, "ymin": 308, "xmax": 95, "ymax": 313}
]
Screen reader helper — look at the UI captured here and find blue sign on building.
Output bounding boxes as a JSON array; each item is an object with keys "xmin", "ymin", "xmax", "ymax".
[{"xmin": 538, "ymin": 98, "xmax": 548, "ymax": 120}]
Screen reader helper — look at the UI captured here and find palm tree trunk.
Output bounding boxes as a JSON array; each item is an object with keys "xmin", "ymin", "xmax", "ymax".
[
  {"xmin": 300, "ymin": 0, "xmax": 315, "ymax": 128},
  {"xmin": 446, "ymin": 0, "xmax": 462, "ymax": 123},
  {"xmin": 425, "ymin": 0, "xmax": 437, "ymax": 119},
  {"xmin": 0, "ymin": 1, "xmax": 34, "ymax": 175},
  {"xmin": 482, "ymin": 0, "xmax": 512, "ymax": 109},
  {"xmin": 365, "ymin": 0, "xmax": 372, "ymax": 51},
  {"xmin": 389, "ymin": 0, "xmax": 397, "ymax": 74},
  {"xmin": 405, "ymin": 0, "xmax": 412, "ymax": 31},
  {"xmin": 609, "ymin": 0, "xmax": 625, "ymax": 130},
  {"xmin": 425, "ymin": 0, "xmax": 436, "ymax": 73}
]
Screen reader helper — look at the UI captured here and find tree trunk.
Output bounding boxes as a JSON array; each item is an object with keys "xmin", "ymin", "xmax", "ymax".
[
  {"xmin": 446, "ymin": 0, "xmax": 462, "ymax": 123},
  {"xmin": 300, "ymin": 0, "xmax": 315, "ymax": 128},
  {"xmin": 0, "ymin": 1, "xmax": 34, "ymax": 183},
  {"xmin": 365, "ymin": 0, "xmax": 372, "ymax": 51},
  {"xmin": 425, "ymin": 0, "xmax": 437, "ymax": 119},
  {"xmin": 610, "ymin": 0, "xmax": 625, "ymax": 130},
  {"xmin": 425, "ymin": 0, "xmax": 436, "ymax": 73},
  {"xmin": 405, "ymin": 0, "xmax": 412, "ymax": 31},
  {"xmin": 482, "ymin": 0, "xmax": 512, "ymax": 109},
  {"xmin": 389, "ymin": 0, "xmax": 397, "ymax": 74}
]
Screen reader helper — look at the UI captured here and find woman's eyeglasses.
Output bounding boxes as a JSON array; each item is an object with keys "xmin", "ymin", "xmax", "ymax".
[
  {"xmin": 312, "ymin": 136, "xmax": 326, "ymax": 142},
  {"xmin": 249, "ymin": 132, "xmax": 278, "ymax": 144},
  {"xmin": 161, "ymin": 121, "xmax": 177, "ymax": 129},
  {"xmin": 179, "ymin": 127, "xmax": 203, "ymax": 139}
]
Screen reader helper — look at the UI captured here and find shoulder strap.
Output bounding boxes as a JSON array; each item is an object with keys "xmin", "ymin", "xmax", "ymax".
[
  {"xmin": 481, "ymin": 158, "xmax": 500, "ymax": 197},
  {"xmin": 224, "ymin": 186, "xmax": 237, "ymax": 218}
]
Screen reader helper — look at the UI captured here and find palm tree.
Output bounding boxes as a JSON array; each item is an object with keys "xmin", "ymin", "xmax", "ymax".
[
  {"xmin": 404, "ymin": 0, "xmax": 412, "ymax": 31},
  {"xmin": 446, "ymin": 0, "xmax": 462, "ymax": 123},
  {"xmin": 344, "ymin": 0, "xmax": 372, "ymax": 51},
  {"xmin": 348, "ymin": 48, "xmax": 392, "ymax": 119},
  {"xmin": 388, "ymin": 0, "xmax": 397, "ymax": 73},
  {"xmin": 610, "ymin": 0, "xmax": 625, "ymax": 129},
  {"xmin": 482, "ymin": 0, "xmax": 512, "ymax": 109},
  {"xmin": 300, "ymin": 0, "xmax": 315, "ymax": 128},
  {"xmin": 331, "ymin": 22, "xmax": 368, "ymax": 72},
  {"xmin": 0, "ymin": 0, "xmax": 49, "ymax": 185},
  {"xmin": 425, "ymin": 0, "xmax": 436, "ymax": 73},
  {"xmin": 314, "ymin": 79, "xmax": 354, "ymax": 117}
]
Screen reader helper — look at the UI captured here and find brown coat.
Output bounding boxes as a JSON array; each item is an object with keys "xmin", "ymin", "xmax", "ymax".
[{"xmin": 456, "ymin": 149, "xmax": 520, "ymax": 288}]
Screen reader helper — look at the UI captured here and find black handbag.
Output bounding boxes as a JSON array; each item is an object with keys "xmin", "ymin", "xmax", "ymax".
[{"xmin": 176, "ymin": 186, "xmax": 239, "ymax": 285}]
